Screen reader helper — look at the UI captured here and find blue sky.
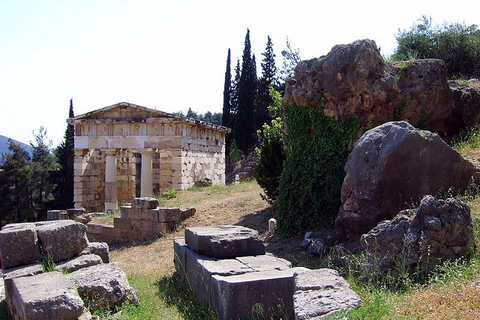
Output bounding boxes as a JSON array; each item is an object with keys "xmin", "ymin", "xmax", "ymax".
[{"xmin": 1, "ymin": 0, "xmax": 478, "ymax": 147}]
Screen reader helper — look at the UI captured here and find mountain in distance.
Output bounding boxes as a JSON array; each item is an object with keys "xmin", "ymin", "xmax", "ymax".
[{"xmin": 0, "ymin": 135, "xmax": 33, "ymax": 162}]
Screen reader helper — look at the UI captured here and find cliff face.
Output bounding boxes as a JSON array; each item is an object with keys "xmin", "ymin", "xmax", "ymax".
[{"xmin": 283, "ymin": 39, "xmax": 478, "ymax": 137}]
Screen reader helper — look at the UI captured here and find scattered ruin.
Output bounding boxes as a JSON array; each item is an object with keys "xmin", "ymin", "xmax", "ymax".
[
  {"xmin": 67, "ymin": 102, "xmax": 230, "ymax": 212},
  {"xmin": 86, "ymin": 197, "xmax": 195, "ymax": 244},
  {"xmin": 174, "ymin": 225, "xmax": 361, "ymax": 320},
  {"xmin": 0, "ymin": 220, "xmax": 137, "ymax": 319}
]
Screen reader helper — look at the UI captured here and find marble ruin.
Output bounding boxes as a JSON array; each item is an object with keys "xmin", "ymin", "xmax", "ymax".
[{"xmin": 68, "ymin": 102, "xmax": 230, "ymax": 212}]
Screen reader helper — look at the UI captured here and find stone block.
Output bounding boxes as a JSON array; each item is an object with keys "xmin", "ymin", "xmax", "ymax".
[
  {"xmin": 9, "ymin": 271, "xmax": 85, "ymax": 320},
  {"xmin": 47, "ymin": 210, "xmax": 66, "ymax": 221},
  {"xmin": 158, "ymin": 208, "xmax": 166, "ymax": 223},
  {"xmin": 173, "ymin": 237, "xmax": 188, "ymax": 280},
  {"xmin": 153, "ymin": 222, "xmax": 167, "ymax": 235},
  {"xmin": 36, "ymin": 220, "xmax": 88, "ymax": 263},
  {"xmin": 0, "ymin": 223, "xmax": 41, "ymax": 269},
  {"xmin": 185, "ymin": 225, "xmax": 265, "ymax": 258},
  {"xmin": 131, "ymin": 197, "xmax": 159, "ymax": 209},
  {"xmin": 86, "ymin": 223, "xmax": 103, "ymax": 235},
  {"xmin": 67, "ymin": 264, "xmax": 139, "ymax": 312},
  {"xmin": 142, "ymin": 220, "xmax": 153, "ymax": 233},
  {"xmin": 128, "ymin": 208, "xmax": 142, "ymax": 220},
  {"xmin": 236, "ymin": 254, "xmax": 292, "ymax": 272},
  {"xmin": 114, "ymin": 217, "xmax": 131, "ymax": 230},
  {"xmin": 66, "ymin": 208, "xmax": 87, "ymax": 219},
  {"xmin": 146, "ymin": 209, "xmax": 159, "ymax": 222},
  {"xmin": 183, "ymin": 240, "xmax": 254, "ymax": 306},
  {"xmin": 81, "ymin": 241, "xmax": 110, "ymax": 263},
  {"xmin": 55, "ymin": 254, "xmax": 103, "ymax": 273},
  {"xmin": 293, "ymin": 269, "xmax": 362, "ymax": 319},
  {"xmin": 211, "ymin": 269, "xmax": 296, "ymax": 320},
  {"xmin": 130, "ymin": 219, "xmax": 143, "ymax": 232},
  {"xmin": 164, "ymin": 207, "xmax": 182, "ymax": 222}
]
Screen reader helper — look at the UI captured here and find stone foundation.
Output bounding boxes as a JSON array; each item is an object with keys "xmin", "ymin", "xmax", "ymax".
[
  {"xmin": 174, "ymin": 225, "xmax": 362, "ymax": 320},
  {"xmin": 86, "ymin": 197, "xmax": 195, "ymax": 244}
]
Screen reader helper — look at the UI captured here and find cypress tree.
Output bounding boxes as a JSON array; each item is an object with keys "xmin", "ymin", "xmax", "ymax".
[
  {"xmin": 53, "ymin": 99, "xmax": 75, "ymax": 209},
  {"xmin": 255, "ymin": 36, "xmax": 277, "ymax": 131},
  {"xmin": 234, "ymin": 29, "xmax": 258, "ymax": 156},
  {"xmin": 222, "ymin": 49, "xmax": 233, "ymax": 162}
]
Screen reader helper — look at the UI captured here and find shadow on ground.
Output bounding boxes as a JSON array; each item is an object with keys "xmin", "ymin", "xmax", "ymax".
[{"xmin": 156, "ymin": 273, "xmax": 218, "ymax": 320}]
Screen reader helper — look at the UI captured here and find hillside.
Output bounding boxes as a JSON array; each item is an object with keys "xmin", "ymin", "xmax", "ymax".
[
  {"xmin": 89, "ymin": 180, "xmax": 480, "ymax": 319},
  {"xmin": 0, "ymin": 135, "xmax": 32, "ymax": 161}
]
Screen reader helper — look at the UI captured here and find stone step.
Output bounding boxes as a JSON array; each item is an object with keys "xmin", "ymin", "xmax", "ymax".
[{"xmin": 185, "ymin": 225, "xmax": 265, "ymax": 258}]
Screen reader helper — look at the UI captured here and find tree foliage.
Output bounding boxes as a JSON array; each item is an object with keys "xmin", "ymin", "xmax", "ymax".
[
  {"xmin": 234, "ymin": 29, "xmax": 258, "ymax": 156},
  {"xmin": 222, "ymin": 49, "xmax": 233, "ymax": 160},
  {"xmin": 276, "ymin": 103, "xmax": 359, "ymax": 237},
  {"xmin": 0, "ymin": 140, "xmax": 32, "ymax": 224},
  {"xmin": 52, "ymin": 99, "xmax": 75, "ymax": 209},
  {"xmin": 392, "ymin": 16, "xmax": 480, "ymax": 78},
  {"xmin": 255, "ymin": 36, "xmax": 277, "ymax": 132},
  {"xmin": 279, "ymin": 37, "xmax": 301, "ymax": 85},
  {"xmin": 253, "ymin": 87, "xmax": 285, "ymax": 203}
]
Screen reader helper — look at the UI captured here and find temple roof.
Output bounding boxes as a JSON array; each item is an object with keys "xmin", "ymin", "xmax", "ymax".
[{"xmin": 68, "ymin": 102, "xmax": 230, "ymax": 132}]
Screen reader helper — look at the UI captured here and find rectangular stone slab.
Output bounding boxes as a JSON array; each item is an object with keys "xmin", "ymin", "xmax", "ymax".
[
  {"xmin": 0, "ymin": 223, "xmax": 41, "ymax": 269},
  {"xmin": 9, "ymin": 271, "xmax": 85, "ymax": 320},
  {"xmin": 211, "ymin": 269, "xmax": 296, "ymax": 320},
  {"xmin": 185, "ymin": 225, "xmax": 265, "ymax": 258},
  {"xmin": 183, "ymin": 240, "xmax": 254, "ymax": 305}
]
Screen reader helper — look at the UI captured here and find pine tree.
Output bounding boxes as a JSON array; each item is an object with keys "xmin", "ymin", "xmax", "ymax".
[
  {"xmin": 222, "ymin": 49, "xmax": 233, "ymax": 161},
  {"xmin": 234, "ymin": 29, "xmax": 258, "ymax": 156},
  {"xmin": 53, "ymin": 99, "xmax": 75, "ymax": 209},
  {"xmin": 279, "ymin": 37, "xmax": 301, "ymax": 85},
  {"xmin": 31, "ymin": 127, "xmax": 58, "ymax": 219},
  {"xmin": 255, "ymin": 36, "xmax": 277, "ymax": 131},
  {"xmin": 0, "ymin": 140, "xmax": 32, "ymax": 223}
]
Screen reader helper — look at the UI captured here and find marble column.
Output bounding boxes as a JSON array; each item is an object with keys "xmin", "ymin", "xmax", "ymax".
[
  {"xmin": 140, "ymin": 149, "xmax": 154, "ymax": 197},
  {"xmin": 105, "ymin": 149, "xmax": 118, "ymax": 211}
]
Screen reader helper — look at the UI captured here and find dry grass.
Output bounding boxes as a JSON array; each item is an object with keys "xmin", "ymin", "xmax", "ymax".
[
  {"xmin": 110, "ymin": 180, "xmax": 272, "ymax": 277},
  {"xmin": 393, "ymin": 279, "xmax": 480, "ymax": 319},
  {"xmin": 105, "ymin": 179, "xmax": 480, "ymax": 319}
]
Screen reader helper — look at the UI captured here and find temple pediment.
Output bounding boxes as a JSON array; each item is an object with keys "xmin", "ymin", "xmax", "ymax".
[{"xmin": 69, "ymin": 102, "xmax": 179, "ymax": 123}]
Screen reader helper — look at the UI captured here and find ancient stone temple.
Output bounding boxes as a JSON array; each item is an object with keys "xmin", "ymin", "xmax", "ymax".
[{"xmin": 68, "ymin": 102, "xmax": 229, "ymax": 212}]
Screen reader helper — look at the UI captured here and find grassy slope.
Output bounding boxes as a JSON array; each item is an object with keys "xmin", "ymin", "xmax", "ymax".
[{"xmin": 99, "ymin": 132, "xmax": 480, "ymax": 319}]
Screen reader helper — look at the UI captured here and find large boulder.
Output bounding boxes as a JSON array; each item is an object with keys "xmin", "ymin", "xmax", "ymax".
[
  {"xmin": 36, "ymin": 220, "xmax": 89, "ymax": 263},
  {"xmin": 293, "ymin": 269, "xmax": 362, "ymax": 319},
  {"xmin": 336, "ymin": 121, "xmax": 476, "ymax": 242},
  {"xmin": 67, "ymin": 263, "xmax": 139, "ymax": 312},
  {"xmin": 449, "ymin": 80, "xmax": 480, "ymax": 131},
  {"xmin": 8, "ymin": 271, "xmax": 85, "ymax": 320},
  {"xmin": 361, "ymin": 195, "xmax": 474, "ymax": 274},
  {"xmin": 283, "ymin": 39, "xmax": 458, "ymax": 136},
  {"xmin": 0, "ymin": 223, "xmax": 41, "ymax": 269}
]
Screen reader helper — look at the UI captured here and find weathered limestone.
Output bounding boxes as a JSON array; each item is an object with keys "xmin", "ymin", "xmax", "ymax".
[
  {"xmin": 68, "ymin": 102, "xmax": 230, "ymax": 212},
  {"xmin": 336, "ymin": 121, "xmax": 476, "ymax": 243},
  {"xmin": 185, "ymin": 225, "xmax": 266, "ymax": 258},
  {"xmin": 87, "ymin": 199, "xmax": 195, "ymax": 244},
  {"xmin": 175, "ymin": 225, "xmax": 359, "ymax": 320},
  {"xmin": 55, "ymin": 254, "xmax": 103, "ymax": 273},
  {"xmin": 46, "ymin": 210, "xmax": 69, "ymax": 220},
  {"xmin": 81, "ymin": 241, "xmax": 110, "ymax": 263},
  {"xmin": 293, "ymin": 269, "xmax": 362, "ymax": 319},
  {"xmin": 8, "ymin": 271, "xmax": 86, "ymax": 320},
  {"xmin": 1, "ymin": 221, "xmax": 136, "ymax": 318},
  {"xmin": 212, "ymin": 269, "xmax": 297, "ymax": 320},
  {"xmin": 67, "ymin": 264, "xmax": 139, "ymax": 312},
  {"xmin": 36, "ymin": 220, "xmax": 89, "ymax": 263},
  {"xmin": 0, "ymin": 223, "xmax": 41, "ymax": 269}
]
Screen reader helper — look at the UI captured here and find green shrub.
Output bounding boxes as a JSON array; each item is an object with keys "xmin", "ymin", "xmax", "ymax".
[
  {"xmin": 253, "ymin": 87, "xmax": 285, "ymax": 203},
  {"xmin": 276, "ymin": 102, "xmax": 359, "ymax": 236},
  {"xmin": 162, "ymin": 188, "xmax": 178, "ymax": 199}
]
